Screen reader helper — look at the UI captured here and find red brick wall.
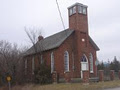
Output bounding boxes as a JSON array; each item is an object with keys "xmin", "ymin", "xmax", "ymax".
[
  {"xmin": 25, "ymin": 33, "xmax": 97, "ymax": 79},
  {"xmin": 89, "ymin": 42, "xmax": 97, "ymax": 77},
  {"xmin": 69, "ymin": 5, "xmax": 88, "ymax": 33},
  {"xmin": 68, "ymin": 4, "xmax": 97, "ymax": 78}
]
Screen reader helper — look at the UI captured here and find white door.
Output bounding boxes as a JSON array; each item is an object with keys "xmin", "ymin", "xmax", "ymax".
[
  {"xmin": 81, "ymin": 62, "xmax": 88, "ymax": 78},
  {"xmin": 81, "ymin": 54, "xmax": 89, "ymax": 78}
]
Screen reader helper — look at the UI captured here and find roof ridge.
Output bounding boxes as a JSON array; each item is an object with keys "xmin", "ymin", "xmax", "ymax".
[
  {"xmin": 39, "ymin": 28, "xmax": 72, "ymax": 42},
  {"xmin": 24, "ymin": 29, "xmax": 74, "ymax": 56}
]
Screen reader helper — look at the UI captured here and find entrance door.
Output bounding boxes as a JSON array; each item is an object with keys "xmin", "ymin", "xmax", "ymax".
[{"xmin": 81, "ymin": 54, "xmax": 89, "ymax": 78}]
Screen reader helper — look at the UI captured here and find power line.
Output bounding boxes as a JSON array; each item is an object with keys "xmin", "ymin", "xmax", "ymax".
[{"xmin": 56, "ymin": 0, "xmax": 65, "ymax": 30}]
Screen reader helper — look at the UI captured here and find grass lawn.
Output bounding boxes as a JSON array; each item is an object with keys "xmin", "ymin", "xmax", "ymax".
[{"xmin": 1, "ymin": 80, "xmax": 120, "ymax": 90}]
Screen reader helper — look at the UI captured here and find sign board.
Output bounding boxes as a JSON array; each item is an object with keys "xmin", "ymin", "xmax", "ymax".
[{"xmin": 6, "ymin": 76, "xmax": 11, "ymax": 82}]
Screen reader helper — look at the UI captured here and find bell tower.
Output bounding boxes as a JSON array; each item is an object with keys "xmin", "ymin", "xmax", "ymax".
[{"xmin": 68, "ymin": 3, "xmax": 88, "ymax": 34}]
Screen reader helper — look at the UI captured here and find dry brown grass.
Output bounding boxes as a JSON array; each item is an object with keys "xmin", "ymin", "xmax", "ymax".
[{"xmin": 1, "ymin": 80, "xmax": 120, "ymax": 90}]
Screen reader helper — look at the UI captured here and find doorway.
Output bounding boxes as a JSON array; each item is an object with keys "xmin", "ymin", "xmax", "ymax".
[{"xmin": 81, "ymin": 54, "xmax": 89, "ymax": 78}]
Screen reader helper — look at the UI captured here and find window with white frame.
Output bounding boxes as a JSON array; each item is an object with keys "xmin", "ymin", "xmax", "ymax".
[
  {"xmin": 78, "ymin": 6, "xmax": 82, "ymax": 13},
  {"xmin": 41, "ymin": 55, "xmax": 44, "ymax": 64},
  {"xmin": 64, "ymin": 51, "xmax": 69, "ymax": 72},
  {"xmin": 73, "ymin": 6, "xmax": 76, "ymax": 14},
  {"xmin": 51, "ymin": 52, "xmax": 54, "ymax": 73},
  {"xmin": 89, "ymin": 53, "xmax": 94, "ymax": 73},
  {"xmin": 72, "ymin": 53, "xmax": 75, "ymax": 71},
  {"xmin": 81, "ymin": 55, "xmax": 87, "ymax": 62},
  {"xmin": 32, "ymin": 57, "xmax": 35, "ymax": 74},
  {"xmin": 25, "ymin": 59, "xmax": 27, "ymax": 75},
  {"xmin": 83, "ymin": 7, "xmax": 87, "ymax": 14},
  {"xmin": 81, "ymin": 54, "xmax": 89, "ymax": 71},
  {"xmin": 78, "ymin": 6, "xmax": 87, "ymax": 15},
  {"xmin": 69, "ymin": 8, "xmax": 73, "ymax": 16},
  {"xmin": 69, "ymin": 6, "xmax": 76, "ymax": 16}
]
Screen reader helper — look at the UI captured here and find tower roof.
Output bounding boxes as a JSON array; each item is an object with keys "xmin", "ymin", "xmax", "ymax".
[{"xmin": 68, "ymin": 2, "xmax": 88, "ymax": 9}]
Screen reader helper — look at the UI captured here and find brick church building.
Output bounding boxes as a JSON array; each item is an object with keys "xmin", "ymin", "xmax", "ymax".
[{"xmin": 24, "ymin": 2, "xmax": 99, "ymax": 82}]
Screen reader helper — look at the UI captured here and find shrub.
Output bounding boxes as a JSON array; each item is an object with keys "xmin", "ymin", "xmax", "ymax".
[{"xmin": 34, "ymin": 63, "xmax": 52, "ymax": 84}]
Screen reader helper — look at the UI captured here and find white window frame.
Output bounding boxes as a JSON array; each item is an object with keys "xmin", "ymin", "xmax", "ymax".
[
  {"xmin": 69, "ymin": 6, "xmax": 76, "ymax": 16},
  {"xmin": 69, "ymin": 8, "xmax": 73, "ymax": 16},
  {"xmin": 89, "ymin": 53, "xmax": 94, "ymax": 73},
  {"xmin": 32, "ymin": 57, "xmax": 35, "ymax": 74},
  {"xmin": 81, "ymin": 54, "xmax": 89, "ymax": 78},
  {"xmin": 25, "ymin": 59, "xmax": 27, "ymax": 75},
  {"xmin": 78, "ymin": 6, "xmax": 82, "ymax": 13},
  {"xmin": 83, "ymin": 7, "xmax": 87, "ymax": 14},
  {"xmin": 41, "ymin": 55, "xmax": 44, "ymax": 64},
  {"xmin": 81, "ymin": 54, "xmax": 89, "ymax": 70},
  {"xmin": 64, "ymin": 51, "xmax": 69, "ymax": 72},
  {"xmin": 51, "ymin": 52, "xmax": 54, "ymax": 73},
  {"xmin": 72, "ymin": 53, "xmax": 75, "ymax": 71},
  {"xmin": 73, "ymin": 6, "xmax": 76, "ymax": 14},
  {"xmin": 78, "ymin": 6, "xmax": 87, "ymax": 15}
]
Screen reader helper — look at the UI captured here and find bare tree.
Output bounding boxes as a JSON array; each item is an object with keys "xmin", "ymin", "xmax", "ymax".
[
  {"xmin": 24, "ymin": 26, "xmax": 44, "ymax": 64},
  {"xmin": 24, "ymin": 26, "xmax": 43, "ymax": 45},
  {"xmin": 24, "ymin": 26, "xmax": 50, "ymax": 83},
  {"xmin": 0, "ymin": 40, "xmax": 26, "ymax": 84}
]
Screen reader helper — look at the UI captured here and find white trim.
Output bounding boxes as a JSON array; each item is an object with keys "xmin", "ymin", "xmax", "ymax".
[
  {"xmin": 64, "ymin": 51, "xmax": 69, "ymax": 72},
  {"xmin": 89, "ymin": 53, "xmax": 94, "ymax": 73},
  {"xmin": 68, "ymin": 2, "xmax": 88, "ymax": 9},
  {"xmin": 32, "ymin": 57, "xmax": 35, "ymax": 74},
  {"xmin": 72, "ymin": 53, "xmax": 75, "ymax": 71},
  {"xmin": 41, "ymin": 55, "xmax": 44, "ymax": 64},
  {"xmin": 25, "ymin": 59, "xmax": 27, "ymax": 75},
  {"xmin": 51, "ymin": 52, "xmax": 54, "ymax": 73},
  {"xmin": 81, "ymin": 54, "xmax": 89, "ymax": 78}
]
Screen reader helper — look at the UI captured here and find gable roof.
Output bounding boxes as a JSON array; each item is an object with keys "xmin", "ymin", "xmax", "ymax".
[
  {"xmin": 24, "ymin": 29, "xmax": 99, "ymax": 56},
  {"xmin": 89, "ymin": 36, "xmax": 100, "ymax": 51},
  {"xmin": 25, "ymin": 29, "xmax": 74, "ymax": 56}
]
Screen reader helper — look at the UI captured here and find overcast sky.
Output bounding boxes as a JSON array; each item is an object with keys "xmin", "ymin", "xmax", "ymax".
[{"xmin": 0, "ymin": 0, "xmax": 120, "ymax": 62}]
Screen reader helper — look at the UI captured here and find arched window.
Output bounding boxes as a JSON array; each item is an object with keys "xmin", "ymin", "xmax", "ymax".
[
  {"xmin": 64, "ymin": 51, "xmax": 69, "ymax": 72},
  {"xmin": 51, "ymin": 52, "xmax": 54, "ymax": 73},
  {"xmin": 32, "ymin": 57, "xmax": 35, "ymax": 74},
  {"xmin": 25, "ymin": 59, "xmax": 27, "ymax": 75},
  {"xmin": 89, "ymin": 53, "xmax": 93, "ymax": 73},
  {"xmin": 81, "ymin": 55, "xmax": 87, "ymax": 62},
  {"xmin": 72, "ymin": 53, "xmax": 75, "ymax": 71},
  {"xmin": 81, "ymin": 54, "xmax": 89, "ymax": 71},
  {"xmin": 41, "ymin": 55, "xmax": 44, "ymax": 64}
]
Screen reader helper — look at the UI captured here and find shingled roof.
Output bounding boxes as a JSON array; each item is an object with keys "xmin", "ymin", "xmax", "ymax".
[
  {"xmin": 25, "ymin": 29, "xmax": 99, "ymax": 56},
  {"xmin": 89, "ymin": 36, "xmax": 100, "ymax": 51},
  {"xmin": 25, "ymin": 29, "xmax": 74, "ymax": 56}
]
